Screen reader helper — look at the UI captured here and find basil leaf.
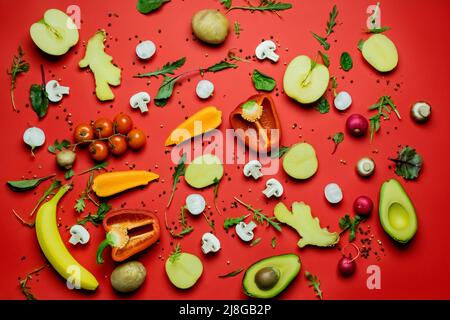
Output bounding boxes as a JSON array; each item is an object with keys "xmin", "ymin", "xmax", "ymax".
[
  {"xmin": 30, "ymin": 84, "xmax": 48, "ymax": 118},
  {"xmin": 315, "ymin": 97, "xmax": 330, "ymax": 114},
  {"xmin": 7, "ymin": 174, "xmax": 55, "ymax": 192},
  {"xmin": 340, "ymin": 52, "xmax": 353, "ymax": 71},
  {"xmin": 252, "ymin": 69, "xmax": 276, "ymax": 92},
  {"xmin": 137, "ymin": 0, "xmax": 170, "ymax": 14}
]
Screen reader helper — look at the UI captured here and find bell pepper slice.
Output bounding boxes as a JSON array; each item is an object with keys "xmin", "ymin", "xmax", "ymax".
[
  {"xmin": 96, "ymin": 209, "xmax": 160, "ymax": 263},
  {"xmin": 229, "ymin": 94, "xmax": 281, "ymax": 152}
]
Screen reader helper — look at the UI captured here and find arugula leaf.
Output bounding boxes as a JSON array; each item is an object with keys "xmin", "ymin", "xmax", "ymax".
[
  {"xmin": 331, "ymin": 132, "xmax": 344, "ymax": 155},
  {"xmin": 64, "ymin": 169, "xmax": 74, "ymax": 180},
  {"xmin": 389, "ymin": 146, "xmax": 423, "ymax": 180},
  {"xmin": 234, "ymin": 197, "xmax": 281, "ymax": 232},
  {"xmin": 326, "ymin": 5, "xmax": 338, "ymax": 36},
  {"xmin": 29, "ymin": 180, "xmax": 62, "ymax": 217},
  {"xmin": 311, "ymin": 32, "xmax": 330, "ymax": 50},
  {"xmin": 271, "ymin": 237, "xmax": 277, "ymax": 248},
  {"xmin": 205, "ymin": 61, "xmax": 237, "ymax": 73},
  {"xmin": 271, "ymin": 145, "xmax": 290, "ymax": 158},
  {"xmin": 219, "ymin": 268, "xmax": 243, "ymax": 278},
  {"xmin": 315, "ymin": 97, "xmax": 330, "ymax": 114},
  {"xmin": 233, "ymin": 21, "xmax": 241, "ymax": 38},
  {"xmin": 134, "ymin": 57, "xmax": 186, "ymax": 78},
  {"xmin": 220, "ymin": 0, "xmax": 232, "ymax": 9},
  {"xmin": 213, "ymin": 178, "xmax": 221, "ymax": 215},
  {"xmin": 48, "ymin": 139, "xmax": 71, "ymax": 154},
  {"xmin": 77, "ymin": 162, "xmax": 108, "ymax": 176},
  {"xmin": 305, "ymin": 271, "xmax": 323, "ymax": 300},
  {"xmin": 78, "ymin": 202, "xmax": 111, "ymax": 226},
  {"xmin": 250, "ymin": 237, "xmax": 262, "ymax": 247},
  {"xmin": 339, "ymin": 214, "xmax": 364, "ymax": 242},
  {"xmin": 137, "ymin": 0, "xmax": 170, "ymax": 14},
  {"xmin": 8, "ymin": 46, "xmax": 30, "ymax": 112},
  {"xmin": 368, "ymin": 96, "xmax": 401, "ymax": 141},
  {"xmin": 340, "ymin": 52, "xmax": 353, "ymax": 71},
  {"xmin": 154, "ymin": 75, "xmax": 178, "ymax": 107},
  {"xmin": 7, "ymin": 174, "xmax": 55, "ymax": 192},
  {"xmin": 367, "ymin": 26, "xmax": 391, "ymax": 34},
  {"xmin": 318, "ymin": 51, "xmax": 330, "ymax": 67},
  {"xmin": 169, "ymin": 207, "xmax": 194, "ymax": 238},
  {"xmin": 223, "ymin": 214, "xmax": 249, "ymax": 231},
  {"xmin": 252, "ymin": 69, "xmax": 276, "ymax": 92},
  {"xmin": 228, "ymin": 1, "xmax": 293, "ymax": 13},
  {"xmin": 167, "ymin": 153, "xmax": 186, "ymax": 208}
]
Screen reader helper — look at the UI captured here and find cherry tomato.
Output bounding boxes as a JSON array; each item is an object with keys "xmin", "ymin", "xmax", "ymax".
[
  {"xmin": 89, "ymin": 141, "xmax": 109, "ymax": 162},
  {"xmin": 127, "ymin": 129, "xmax": 146, "ymax": 150},
  {"xmin": 108, "ymin": 135, "xmax": 128, "ymax": 156},
  {"xmin": 113, "ymin": 113, "xmax": 133, "ymax": 135},
  {"xmin": 94, "ymin": 118, "xmax": 114, "ymax": 138},
  {"xmin": 74, "ymin": 123, "xmax": 94, "ymax": 143}
]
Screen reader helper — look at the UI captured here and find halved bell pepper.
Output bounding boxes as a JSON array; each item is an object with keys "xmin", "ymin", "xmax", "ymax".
[
  {"xmin": 229, "ymin": 94, "xmax": 281, "ymax": 152},
  {"xmin": 96, "ymin": 209, "xmax": 160, "ymax": 263}
]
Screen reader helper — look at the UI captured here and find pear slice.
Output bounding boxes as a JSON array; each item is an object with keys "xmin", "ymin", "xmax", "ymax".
[
  {"xmin": 30, "ymin": 9, "xmax": 79, "ymax": 56},
  {"xmin": 283, "ymin": 55, "xmax": 330, "ymax": 104}
]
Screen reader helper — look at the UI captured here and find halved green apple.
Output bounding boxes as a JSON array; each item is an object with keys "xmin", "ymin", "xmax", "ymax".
[
  {"xmin": 30, "ymin": 9, "xmax": 79, "ymax": 56},
  {"xmin": 283, "ymin": 55, "xmax": 330, "ymax": 104}
]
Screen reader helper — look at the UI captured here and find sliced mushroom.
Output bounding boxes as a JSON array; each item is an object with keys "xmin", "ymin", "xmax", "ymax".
[
  {"xmin": 324, "ymin": 183, "xmax": 343, "ymax": 204},
  {"xmin": 201, "ymin": 232, "xmax": 221, "ymax": 254},
  {"xmin": 45, "ymin": 80, "xmax": 70, "ymax": 103},
  {"xmin": 69, "ymin": 225, "xmax": 90, "ymax": 245},
  {"xmin": 243, "ymin": 160, "xmax": 263, "ymax": 180},
  {"xmin": 135, "ymin": 40, "xmax": 156, "ymax": 60},
  {"xmin": 334, "ymin": 91, "xmax": 352, "ymax": 111},
  {"xmin": 255, "ymin": 40, "xmax": 279, "ymax": 63},
  {"xmin": 196, "ymin": 80, "xmax": 214, "ymax": 99},
  {"xmin": 185, "ymin": 194, "xmax": 206, "ymax": 216},
  {"xmin": 235, "ymin": 221, "xmax": 257, "ymax": 242},
  {"xmin": 130, "ymin": 92, "xmax": 151, "ymax": 113},
  {"xmin": 262, "ymin": 178, "xmax": 283, "ymax": 198}
]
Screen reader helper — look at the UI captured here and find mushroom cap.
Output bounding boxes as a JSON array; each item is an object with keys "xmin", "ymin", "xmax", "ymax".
[
  {"xmin": 324, "ymin": 183, "xmax": 343, "ymax": 204},
  {"xmin": 255, "ymin": 40, "xmax": 277, "ymax": 59},
  {"xmin": 130, "ymin": 92, "xmax": 151, "ymax": 104},
  {"xmin": 201, "ymin": 232, "xmax": 221, "ymax": 253},
  {"xmin": 69, "ymin": 224, "xmax": 90, "ymax": 244},
  {"xmin": 235, "ymin": 221, "xmax": 255, "ymax": 242},
  {"xmin": 136, "ymin": 40, "xmax": 156, "ymax": 60},
  {"xmin": 334, "ymin": 91, "xmax": 352, "ymax": 111},
  {"xmin": 243, "ymin": 160, "xmax": 262, "ymax": 173},
  {"xmin": 196, "ymin": 80, "xmax": 214, "ymax": 99},
  {"xmin": 186, "ymin": 194, "xmax": 206, "ymax": 215}
]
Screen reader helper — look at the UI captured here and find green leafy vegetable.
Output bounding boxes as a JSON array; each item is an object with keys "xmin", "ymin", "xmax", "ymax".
[
  {"xmin": 8, "ymin": 46, "xmax": 30, "ymax": 112},
  {"xmin": 223, "ymin": 214, "xmax": 250, "ymax": 231},
  {"xmin": 169, "ymin": 206, "xmax": 194, "ymax": 238},
  {"xmin": 48, "ymin": 139, "xmax": 71, "ymax": 154},
  {"xmin": 220, "ymin": 0, "xmax": 232, "ymax": 9},
  {"xmin": 213, "ymin": 178, "xmax": 221, "ymax": 215},
  {"xmin": 169, "ymin": 243, "xmax": 182, "ymax": 263},
  {"xmin": 311, "ymin": 32, "xmax": 330, "ymax": 50},
  {"xmin": 339, "ymin": 214, "xmax": 364, "ymax": 242},
  {"xmin": 250, "ymin": 237, "xmax": 262, "ymax": 247},
  {"xmin": 315, "ymin": 97, "xmax": 330, "ymax": 114},
  {"xmin": 326, "ymin": 5, "xmax": 338, "ymax": 36},
  {"xmin": 318, "ymin": 51, "xmax": 330, "ymax": 67},
  {"xmin": 7, "ymin": 174, "xmax": 56, "ymax": 192},
  {"xmin": 64, "ymin": 169, "xmax": 74, "ymax": 180},
  {"xmin": 234, "ymin": 21, "xmax": 241, "ymax": 38},
  {"xmin": 30, "ymin": 64, "xmax": 49, "ymax": 119},
  {"xmin": 368, "ymin": 96, "xmax": 401, "ymax": 141},
  {"xmin": 389, "ymin": 146, "xmax": 423, "ymax": 180},
  {"xmin": 78, "ymin": 202, "xmax": 111, "ymax": 226},
  {"xmin": 134, "ymin": 57, "xmax": 186, "ymax": 78},
  {"xmin": 137, "ymin": 0, "xmax": 170, "ymax": 14},
  {"xmin": 205, "ymin": 61, "xmax": 238, "ymax": 73},
  {"xmin": 252, "ymin": 69, "xmax": 276, "ymax": 92},
  {"xmin": 234, "ymin": 197, "xmax": 281, "ymax": 232},
  {"xmin": 271, "ymin": 145, "xmax": 290, "ymax": 158},
  {"xmin": 77, "ymin": 162, "xmax": 108, "ymax": 176},
  {"xmin": 340, "ymin": 52, "xmax": 353, "ymax": 71},
  {"xmin": 219, "ymin": 268, "xmax": 243, "ymax": 278},
  {"xmin": 331, "ymin": 132, "xmax": 344, "ymax": 155},
  {"xmin": 271, "ymin": 237, "xmax": 277, "ymax": 248},
  {"xmin": 367, "ymin": 27, "xmax": 390, "ymax": 34},
  {"xmin": 305, "ymin": 271, "xmax": 323, "ymax": 300},
  {"xmin": 167, "ymin": 153, "xmax": 186, "ymax": 208},
  {"xmin": 228, "ymin": 1, "xmax": 293, "ymax": 13},
  {"xmin": 30, "ymin": 180, "xmax": 62, "ymax": 217},
  {"xmin": 74, "ymin": 172, "xmax": 96, "ymax": 213}
]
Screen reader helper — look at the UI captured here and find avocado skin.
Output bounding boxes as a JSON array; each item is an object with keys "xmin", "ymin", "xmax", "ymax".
[
  {"xmin": 379, "ymin": 179, "xmax": 418, "ymax": 244},
  {"xmin": 242, "ymin": 254, "xmax": 301, "ymax": 299}
]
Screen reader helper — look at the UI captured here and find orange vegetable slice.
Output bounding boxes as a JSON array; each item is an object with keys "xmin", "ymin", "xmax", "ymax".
[{"xmin": 92, "ymin": 170, "xmax": 159, "ymax": 197}]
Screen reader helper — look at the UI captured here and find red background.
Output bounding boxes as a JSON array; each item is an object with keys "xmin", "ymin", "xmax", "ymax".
[{"xmin": 1, "ymin": 0, "xmax": 450, "ymax": 300}]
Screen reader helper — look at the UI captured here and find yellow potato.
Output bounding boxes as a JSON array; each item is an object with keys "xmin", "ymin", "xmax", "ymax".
[
  {"xmin": 192, "ymin": 9, "xmax": 229, "ymax": 45},
  {"xmin": 282, "ymin": 143, "xmax": 318, "ymax": 179},
  {"xmin": 362, "ymin": 34, "xmax": 398, "ymax": 72}
]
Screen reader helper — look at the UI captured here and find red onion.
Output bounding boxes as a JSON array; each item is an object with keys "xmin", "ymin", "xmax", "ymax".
[
  {"xmin": 353, "ymin": 196, "xmax": 374, "ymax": 216},
  {"xmin": 346, "ymin": 114, "xmax": 368, "ymax": 137},
  {"xmin": 338, "ymin": 256, "xmax": 356, "ymax": 277}
]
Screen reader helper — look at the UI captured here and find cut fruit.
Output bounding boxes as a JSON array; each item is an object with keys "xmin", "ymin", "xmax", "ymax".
[
  {"xmin": 243, "ymin": 254, "xmax": 301, "ymax": 299},
  {"xmin": 379, "ymin": 179, "xmax": 417, "ymax": 243},
  {"xmin": 283, "ymin": 55, "xmax": 330, "ymax": 104},
  {"xmin": 274, "ymin": 201, "xmax": 339, "ymax": 248},
  {"xmin": 361, "ymin": 34, "xmax": 398, "ymax": 72},
  {"xmin": 185, "ymin": 154, "xmax": 223, "ymax": 189},
  {"xmin": 30, "ymin": 9, "xmax": 79, "ymax": 56},
  {"xmin": 165, "ymin": 251, "xmax": 203, "ymax": 289},
  {"xmin": 282, "ymin": 143, "xmax": 318, "ymax": 179},
  {"xmin": 79, "ymin": 30, "xmax": 121, "ymax": 101}
]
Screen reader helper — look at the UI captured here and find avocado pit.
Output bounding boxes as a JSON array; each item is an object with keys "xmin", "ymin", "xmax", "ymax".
[{"xmin": 255, "ymin": 267, "xmax": 280, "ymax": 291}]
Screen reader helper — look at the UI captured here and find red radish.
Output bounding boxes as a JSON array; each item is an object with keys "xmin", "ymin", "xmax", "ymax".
[
  {"xmin": 353, "ymin": 196, "xmax": 374, "ymax": 216},
  {"xmin": 338, "ymin": 256, "xmax": 356, "ymax": 277},
  {"xmin": 346, "ymin": 114, "xmax": 368, "ymax": 137}
]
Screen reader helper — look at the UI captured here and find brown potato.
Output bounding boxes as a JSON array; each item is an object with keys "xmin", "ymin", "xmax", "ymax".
[
  {"xmin": 110, "ymin": 261, "xmax": 146, "ymax": 293},
  {"xmin": 192, "ymin": 9, "xmax": 229, "ymax": 45}
]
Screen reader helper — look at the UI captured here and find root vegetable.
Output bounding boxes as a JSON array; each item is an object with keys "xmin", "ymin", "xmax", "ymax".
[
  {"xmin": 337, "ymin": 256, "xmax": 356, "ymax": 277},
  {"xmin": 56, "ymin": 149, "xmax": 76, "ymax": 169},
  {"xmin": 353, "ymin": 196, "xmax": 373, "ymax": 217},
  {"xmin": 192, "ymin": 9, "xmax": 229, "ymax": 45},
  {"xmin": 111, "ymin": 261, "xmax": 147, "ymax": 293},
  {"xmin": 346, "ymin": 114, "xmax": 368, "ymax": 137},
  {"xmin": 23, "ymin": 127, "xmax": 45, "ymax": 157}
]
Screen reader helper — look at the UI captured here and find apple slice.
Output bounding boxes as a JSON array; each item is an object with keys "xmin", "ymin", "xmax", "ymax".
[
  {"xmin": 361, "ymin": 34, "xmax": 398, "ymax": 72},
  {"xmin": 283, "ymin": 55, "xmax": 330, "ymax": 104},
  {"xmin": 30, "ymin": 9, "xmax": 79, "ymax": 56},
  {"xmin": 282, "ymin": 143, "xmax": 318, "ymax": 179}
]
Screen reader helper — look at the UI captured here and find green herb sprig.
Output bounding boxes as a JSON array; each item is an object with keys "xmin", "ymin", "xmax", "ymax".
[
  {"xmin": 78, "ymin": 202, "xmax": 111, "ymax": 226},
  {"xmin": 234, "ymin": 197, "xmax": 281, "ymax": 231},
  {"xmin": 305, "ymin": 271, "xmax": 323, "ymax": 300},
  {"xmin": 167, "ymin": 153, "xmax": 186, "ymax": 208},
  {"xmin": 369, "ymin": 96, "xmax": 401, "ymax": 141},
  {"xmin": 227, "ymin": 1, "xmax": 293, "ymax": 14},
  {"xmin": 331, "ymin": 132, "xmax": 344, "ymax": 155},
  {"xmin": 8, "ymin": 46, "xmax": 29, "ymax": 112},
  {"xmin": 311, "ymin": 5, "xmax": 338, "ymax": 51},
  {"xmin": 223, "ymin": 214, "xmax": 250, "ymax": 231},
  {"xmin": 134, "ymin": 57, "xmax": 186, "ymax": 78},
  {"xmin": 339, "ymin": 214, "xmax": 364, "ymax": 242}
]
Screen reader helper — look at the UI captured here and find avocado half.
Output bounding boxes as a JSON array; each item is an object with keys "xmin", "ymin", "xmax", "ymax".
[
  {"xmin": 243, "ymin": 254, "xmax": 301, "ymax": 299},
  {"xmin": 379, "ymin": 179, "xmax": 418, "ymax": 244}
]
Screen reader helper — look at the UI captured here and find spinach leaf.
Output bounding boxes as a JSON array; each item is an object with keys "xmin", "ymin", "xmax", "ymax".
[{"xmin": 252, "ymin": 69, "xmax": 276, "ymax": 92}]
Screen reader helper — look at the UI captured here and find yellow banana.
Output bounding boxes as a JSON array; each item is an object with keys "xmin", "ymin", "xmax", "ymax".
[{"xmin": 35, "ymin": 184, "xmax": 99, "ymax": 290}]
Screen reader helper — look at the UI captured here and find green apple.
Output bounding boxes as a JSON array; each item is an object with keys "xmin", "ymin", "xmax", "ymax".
[
  {"xmin": 30, "ymin": 9, "xmax": 79, "ymax": 56},
  {"xmin": 283, "ymin": 55, "xmax": 330, "ymax": 104}
]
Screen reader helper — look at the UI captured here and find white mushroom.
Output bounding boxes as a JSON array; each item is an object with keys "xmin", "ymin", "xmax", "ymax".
[
  {"xmin": 324, "ymin": 183, "xmax": 343, "ymax": 204},
  {"xmin": 136, "ymin": 40, "xmax": 156, "ymax": 60},
  {"xmin": 23, "ymin": 127, "xmax": 45, "ymax": 157},
  {"xmin": 130, "ymin": 92, "xmax": 151, "ymax": 113},
  {"xmin": 201, "ymin": 232, "xmax": 221, "ymax": 254},
  {"xmin": 186, "ymin": 194, "xmax": 206, "ymax": 216},
  {"xmin": 356, "ymin": 157, "xmax": 376, "ymax": 177},
  {"xmin": 45, "ymin": 80, "xmax": 70, "ymax": 103},
  {"xmin": 411, "ymin": 101, "xmax": 431, "ymax": 123},
  {"xmin": 334, "ymin": 91, "xmax": 352, "ymax": 111},
  {"xmin": 196, "ymin": 80, "xmax": 214, "ymax": 99},
  {"xmin": 243, "ymin": 160, "xmax": 263, "ymax": 180},
  {"xmin": 235, "ymin": 221, "xmax": 257, "ymax": 242},
  {"xmin": 255, "ymin": 40, "xmax": 279, "ymax": 63},
  {"xmin": 262, "ymin": 178, "xmax": 283, "ymax": 198},
  {"xmin": 69, "ymin": 225, "xmax": 90, "ymax": 245}
]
